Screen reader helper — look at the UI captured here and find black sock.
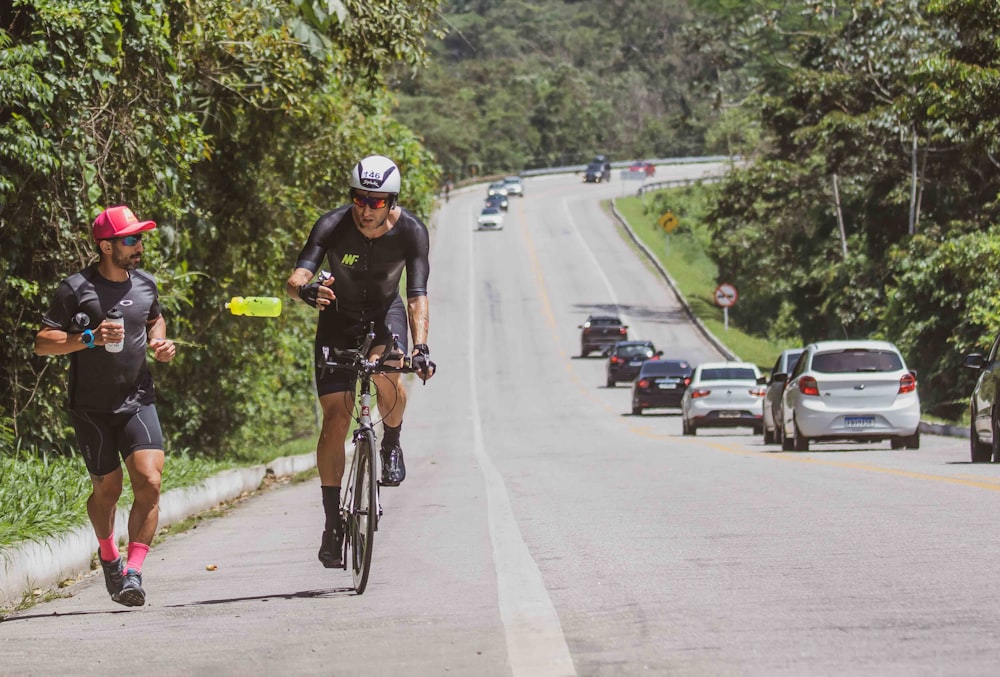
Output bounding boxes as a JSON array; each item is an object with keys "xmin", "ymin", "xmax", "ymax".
[
  {"xmin": 382, "ymin": 422, "xmax": 402, "ymax": 450},
  {"xmin": 321, "ymin": 485, "xmax": 341, "ymax": 531}
]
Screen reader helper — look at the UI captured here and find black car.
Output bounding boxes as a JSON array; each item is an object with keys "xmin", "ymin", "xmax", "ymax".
[
  {"xmin": 578, "ymin": 315, "xmax": 628, "ymax": 357},
  {"xmin": 964, "ymin": 332, "xmax": 1000, "ymax": 462},
  {"xmin": 631, "ymin": 359, "xmax": 693, "ymax": 415},
  {"xmin": 606, "ymin": 340, "xmax": 662, "ymax": 387},
  {"xmin": 583, "ymin": 161, "xmax": 611, "ymax": 183},
  {"xmin": 484, "ymin": 193, "xmax": 508, "ymax": 211}
]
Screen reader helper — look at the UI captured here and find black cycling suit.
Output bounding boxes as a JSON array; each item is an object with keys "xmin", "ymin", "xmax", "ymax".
[{"xmin": 295, "ymin": 205, "xmax": 430, "ymax": 395}]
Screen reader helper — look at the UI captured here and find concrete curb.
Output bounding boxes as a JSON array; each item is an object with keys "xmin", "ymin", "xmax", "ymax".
[
  {"xmin": 0, "ymin": 453, "xmax": 315, "ymax": 608},
  {"xmin": 608, "ymin": 201, "xmax": 967, "ymax": 443}
]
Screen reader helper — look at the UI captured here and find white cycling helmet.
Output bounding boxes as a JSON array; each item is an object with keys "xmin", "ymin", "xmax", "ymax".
[{"xmin": 350, "ymin": 155, "xmax": 401, "ymax": 196}]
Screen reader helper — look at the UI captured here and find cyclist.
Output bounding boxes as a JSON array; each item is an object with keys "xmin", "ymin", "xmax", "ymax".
[
  {"xmin": 34, "ymin": 205, "xmax": 177, "ymax": 606},
  {"xmin": 286, "ymin": 154, "xmax": 436, "ymax": 568}
]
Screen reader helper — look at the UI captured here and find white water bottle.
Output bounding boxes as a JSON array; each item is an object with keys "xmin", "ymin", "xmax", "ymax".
[{"xmin": 104, "ymin": 307, "xmax": 124, "ymax": 353}]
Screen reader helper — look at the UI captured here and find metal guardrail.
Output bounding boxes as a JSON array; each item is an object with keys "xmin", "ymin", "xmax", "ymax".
[
  {"xmin": 636, "ymin": 175, "xmax": 725, "ymax": 196},
  {"xmin": 518, "ymin": 155, "xmax": 736, "ymax": 178}
]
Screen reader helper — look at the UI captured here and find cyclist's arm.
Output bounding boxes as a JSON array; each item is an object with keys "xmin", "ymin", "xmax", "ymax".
[{"xmin": 406, "ymin": 295, "xmax": 429, "ymax": 347}]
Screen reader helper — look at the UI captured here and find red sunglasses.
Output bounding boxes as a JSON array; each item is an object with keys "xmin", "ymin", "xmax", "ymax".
[{"xmin": 351, "ymin": 191, "xmax": 389, "ymax": 210}]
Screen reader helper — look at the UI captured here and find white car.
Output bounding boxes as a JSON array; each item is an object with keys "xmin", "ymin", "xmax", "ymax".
[
  {"xmin": 476, "ymin": 206, "xmax": 504, "ymax": 231},
  {"xmin": 762, "ymin": 347, "xmax": 805, "ymax": 444},
  {"xmin": 681, "ymin": 361, "xmax": 765, "ymax": 435},
  {"xmin": 779, "ymin": 340, "xmax": 920, "ymax": 451},
  {"xmin": 502, "ymin": 176, "xmax": 524, "ymax": 197}
]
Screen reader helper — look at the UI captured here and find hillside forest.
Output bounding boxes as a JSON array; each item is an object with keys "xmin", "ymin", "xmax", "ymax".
[{"xmin": 2, "ymin": 0, "xmax": 998, "ymax": 462}]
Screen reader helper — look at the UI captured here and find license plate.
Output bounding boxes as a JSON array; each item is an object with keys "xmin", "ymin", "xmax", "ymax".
[
  {"xmin": 719, "ymin": 411, "xmax": 740, "ymax": 418},
  {"xmin": 657, "ymin": 380, "xmax": 679, "ymax": 389},
  {"xmin": 845, "ymin": 416, "xmax": 875, "ymax": 428},
  {"xmin": 628, "ymin": 360, "xmax": 644, "ymax": 367}
]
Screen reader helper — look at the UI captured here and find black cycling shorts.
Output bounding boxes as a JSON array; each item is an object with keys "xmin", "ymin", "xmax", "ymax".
[
  {"xmin": 314, "ymin": 297, "xmax": 409, "ymax": 396},
  {"xmin": 69, "ymin": 404, "xmax": 165, "ymax": 477}
]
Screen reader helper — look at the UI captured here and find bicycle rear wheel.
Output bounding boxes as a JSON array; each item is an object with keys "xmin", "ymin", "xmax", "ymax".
[{"xmin": 349, "ymin": 430, "xmax": 378, "ymax": 593}]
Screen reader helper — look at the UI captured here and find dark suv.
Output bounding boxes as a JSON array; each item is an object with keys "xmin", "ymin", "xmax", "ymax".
[
  {"xmin": 606, "ymin": 341, "xmax": 662, "ymax": 387},
  {"xmin": 584, "ymin": 161, "xmax": 611, "ymax": 183},
  {"xmin": 964, "ymin": 332, "xmax": 1000, "ymax": 462},
  {"xmin": 578, "ymin": 315, "xmax": 628, "ymax": 357}
]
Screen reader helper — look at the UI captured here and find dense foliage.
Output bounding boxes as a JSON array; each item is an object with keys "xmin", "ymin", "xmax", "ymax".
[{"xmin": 1, "ymin": 0, "xmax": 442, "ymax": 458}]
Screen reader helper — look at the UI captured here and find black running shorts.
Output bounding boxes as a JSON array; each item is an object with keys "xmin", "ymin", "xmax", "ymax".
[{"xmin": 69, "ymin": 404, "xmax": 165, "ymax": 477}]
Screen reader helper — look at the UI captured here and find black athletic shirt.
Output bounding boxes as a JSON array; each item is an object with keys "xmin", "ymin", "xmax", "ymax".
[
  {"xmin": 294, "ymin": 205, "xmax": 430, "ymax": 324},
  {"xmin": 42, "ymin": 264, "xmax": 161, "ymax": 414}
]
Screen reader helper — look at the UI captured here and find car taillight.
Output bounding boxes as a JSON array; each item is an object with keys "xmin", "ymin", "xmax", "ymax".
[
  {"xmin": 582, "ymin": 327, "xmax": 590, "ymax": 335},
  {"xmin": 618, "ymin": 327, "xmax": 627, "ymax": 335},
  {"xmin": 651, "ymin": 355, "xmax": 660, "ymax": 360},
  {"xmin": 691, "ymin": 389, "xmax": 711, "ymax": 398},
  {"xmin": 899, "ymin": 373, "xmax": 917, "ymax": 394},
  {"xmin": 683, "ymin": 377, "xmax": 691, "ymax": 386},
  {"xmin": 799, "ymin": 376, "xmax": 820, "ymax": 396},
  {"xmin": 637, "ymin": 379, "xmax": 650, "ymax": 388},
  {"xmin": 749, "ymin": 386, "xmax": 767, "ymax": 397},
  {"xmin": 610, "ymin": 356, "xmax": 623, "ymax": 365}
]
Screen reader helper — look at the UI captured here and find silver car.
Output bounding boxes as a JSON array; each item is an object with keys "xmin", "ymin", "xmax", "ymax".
[
  {"xmin": 681, "ymin": 361, "xmax": 765, "ymax": 435},
  {"xmin": 779, "ymin": 340, "xmax": 920, "ymax": 451},
  {"xmin": 762, "ymin": 348, "xmax": 804, "ymax": 444},
  {"xmin": 502, "ymin": 176, "xmax": 524, "ymax": 197}
]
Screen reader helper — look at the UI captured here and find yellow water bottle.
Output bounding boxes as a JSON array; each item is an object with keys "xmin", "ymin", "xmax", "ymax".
[{"xmin": 226, "ymin": 296, "xmax": 282, "ymax": 317}]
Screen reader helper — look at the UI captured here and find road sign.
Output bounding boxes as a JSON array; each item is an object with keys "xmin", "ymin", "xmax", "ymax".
[
  {"xmin": 714, "ymin": 283, "xmax": 738, "ymax": 308},
  {"xmin": 658, "ymin": 211, "xmax": 679, "ymax": 233}
]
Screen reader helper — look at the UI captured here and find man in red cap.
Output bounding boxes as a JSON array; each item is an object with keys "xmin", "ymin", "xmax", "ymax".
[{"xmin": 34, "ymin": 205, "xmax": 177, "ymax": 607}]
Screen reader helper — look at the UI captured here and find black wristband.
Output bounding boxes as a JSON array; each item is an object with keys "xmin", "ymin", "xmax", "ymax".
[{"xmin": 413, "ymin": 343, "xmax": 430, "ymax": 355}]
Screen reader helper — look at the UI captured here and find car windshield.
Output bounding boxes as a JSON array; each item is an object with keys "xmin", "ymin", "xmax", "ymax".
[
  {"xmin": 641, "ymin": 361, "xmax": 690, "ymax": 376},
  {"xmin": 589, "ymin": 318, "xmax": 621, "ymax": 326},
  {"xmin": 618, "ymin": 345, "xmax": 653, "ymax": 358},
  {"xmin": 481, "ymin": 207, "xmax": 499, "ymax": 215},
  {"xmin": 700, "ymin": 367, "xmax": 757, "ymax": 381},
  {"xmin": 811, "ymin": 349, "xmax": 903, "ymax": 373}
]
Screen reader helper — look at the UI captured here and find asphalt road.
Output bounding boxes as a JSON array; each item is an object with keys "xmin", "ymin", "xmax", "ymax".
[{"xmin": 3, "ymin": 166, "xmax": 1000, "ymax": 676}]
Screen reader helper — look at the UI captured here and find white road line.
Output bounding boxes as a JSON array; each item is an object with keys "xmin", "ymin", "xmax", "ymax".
[
  {"xmin": 468, "ymin": 229, "xmax": 577, "ymax": 677},
  {"xmin": 561, "ymin": 198, "xmax": 640, "ymax": 339}
]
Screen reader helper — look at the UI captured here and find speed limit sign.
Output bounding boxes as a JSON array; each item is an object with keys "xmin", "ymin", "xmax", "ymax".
[{"xmin": 714, "ymin": 283, "xmax": 738, "ymax": 308}]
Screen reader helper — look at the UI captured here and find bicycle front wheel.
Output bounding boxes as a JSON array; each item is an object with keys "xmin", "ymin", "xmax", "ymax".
[{"xmin": 349, "ymin": 430, "xmax": 378, "ymax": 593}]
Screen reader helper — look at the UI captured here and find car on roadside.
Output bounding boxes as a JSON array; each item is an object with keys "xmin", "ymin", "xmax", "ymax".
[
  {"xmin": 578, "ymin": 315, "xmax": 628, "ymax": 357},
  {"xmin": 761, "ymin": 348, "xmax": 805, "ymax": 444},
  {"xmin": 629, "ymin": 161, "xmax": 656, "ymax": 177},
  {"xmin": 476, "ymin": 206, "xmax": 504, "ymax": 231},
  {"xmin": 779, "ymin": 340, "xmax": 920, "ymax": 451},
  {"xmin": 681, "ymin": 362, "xmax": 765, "ymax": 435},
  {"xmin": 484, "ymin": 192, "xmax": 508, "ymax": 211},
  {"xmin": 502, "ymin": 176, "xmax": 524, "ymax": 197},
  {"xmin": 631, "ymin": 359, "xmax": 693, "ymax": 415},
  {"xmin": 963, "ymin": 331, "xmax": 1000, "ymax": 462},
  {"xmin": 605, "ymin": 340, "xmax": 662, "ymax": 387}
]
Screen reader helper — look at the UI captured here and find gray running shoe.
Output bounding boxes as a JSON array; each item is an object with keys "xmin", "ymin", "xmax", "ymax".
[
  {"xmin": 112, "ymin": 568, "xmax": 146, "ymax": 607},
  {"xmin": 99, "ymin": 555, "xmax": 124, "ymax": 597},
  {"xmin": 380, "ymin": 445, "xmax": 406, "ymax": 486}
]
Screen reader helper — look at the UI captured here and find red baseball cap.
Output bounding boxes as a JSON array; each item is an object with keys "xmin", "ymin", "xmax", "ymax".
[{"xmin": 92, "ymin": 205, "xmax": 157, "ymax": 241}]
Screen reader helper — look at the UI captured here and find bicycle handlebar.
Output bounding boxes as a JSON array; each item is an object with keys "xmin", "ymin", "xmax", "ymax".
[{"xmin": 317, "ymin": 323, "xmax": 428, "ymax": 380}]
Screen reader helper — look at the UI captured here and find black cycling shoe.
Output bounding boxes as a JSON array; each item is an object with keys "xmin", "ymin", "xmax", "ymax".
[
  {"xmin": 99, "ymin": 555, "xmax": 124, "ymax": 597},
  {"xmin": 318, "ymin": 519, "xmax": 344, "ymax": 569},
  {"xmin": 112, "ymin": 568, "xmax": 146, "ymax": 607},
  {"xmin": 380, "ymin": 445, "xmax": 406, "ymax": 486}
]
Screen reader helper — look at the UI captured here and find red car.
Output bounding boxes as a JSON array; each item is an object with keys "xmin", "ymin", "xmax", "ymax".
[{"xmin": 629, "ymin": 161, "xmax": 656, "ymax": 177}]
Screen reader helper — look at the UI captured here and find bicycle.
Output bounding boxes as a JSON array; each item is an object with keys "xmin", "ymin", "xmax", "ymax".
[{"xmin": 317, "ymin": 323, "xmax": 423, "ymax": 594}]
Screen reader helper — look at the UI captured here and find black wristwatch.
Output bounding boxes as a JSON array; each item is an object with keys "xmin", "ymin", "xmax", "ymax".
[{"xmin": 81, "ymin": 329, "xmax": 96, "ymax": 349}]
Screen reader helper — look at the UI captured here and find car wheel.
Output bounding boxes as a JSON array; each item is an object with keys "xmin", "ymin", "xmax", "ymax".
[
  {"xmin": 792, "ymin": 417, "xmax": 809, "ymax": 451},
  {"xmin": 580, "ymin": 346, "xmax": 589, "ymax": 358},
  {"xmin": 753, "ymin": 424, "xmax": 764, "ymax": 436},
  {"xmin": 606, "ymin": 375, "xmax": 616, "ymax": 388},
  {"xmin": 632, "ymin": 405, "xmax": 642, "ymax": 416},
  {"xmin": 890, "ymin": 437, "xmax": 905, "ymax": 450},
  {"xmin": 971, "ymin": 414, "xmax": 991, "ymax": 463},
  {"xmin": 905, "ymin": 431, "xmax": 920, "ymax": 450},
  {"xmin": 781, "ymin": 428, "xmax": 794, "ymax": 451},
  {"xmin": 682, "ymin": 418, "xmax": 694, "ymax": 435},
  {"xmin": 991, "ymin": 409, "xmax": 1000, "ymax": 463}
]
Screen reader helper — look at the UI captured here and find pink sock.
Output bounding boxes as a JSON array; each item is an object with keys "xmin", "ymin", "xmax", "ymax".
[
  {"xmin": 126, "ymin": 542, "xmax": 150, "ymax": 573},
  {"xmin": 98, "ymin": 534, "xmax": 119, "ymax": 563}
]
